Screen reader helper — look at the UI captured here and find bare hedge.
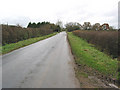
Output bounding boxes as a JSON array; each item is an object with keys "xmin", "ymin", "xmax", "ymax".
[
  {"xmin": 73, "ymin": 30, "xmax": 118, "ymax": 58},
  {"xmin": 2, "ymin": 24, "xmax": 54, "ymax": 45}
]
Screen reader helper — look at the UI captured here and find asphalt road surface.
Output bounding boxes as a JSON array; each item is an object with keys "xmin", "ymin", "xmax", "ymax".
[{"xmin": 2, "ymin": 32, "xmax": 80, "ymax": 88}]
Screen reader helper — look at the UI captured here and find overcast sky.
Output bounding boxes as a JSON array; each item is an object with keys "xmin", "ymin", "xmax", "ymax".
[{"xmin": 0, "ymin": 0, "xmax": 119, "ymax": 28}]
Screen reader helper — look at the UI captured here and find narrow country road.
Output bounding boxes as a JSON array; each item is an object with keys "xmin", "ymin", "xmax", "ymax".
[{"xmin": 2, "ymin": 32, "xmax": 80, "ymax": 88}]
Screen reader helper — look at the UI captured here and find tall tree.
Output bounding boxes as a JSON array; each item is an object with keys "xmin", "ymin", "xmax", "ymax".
[{"xmin": 27, "ymin": 22, "xmax": 32, "ymax": 28}]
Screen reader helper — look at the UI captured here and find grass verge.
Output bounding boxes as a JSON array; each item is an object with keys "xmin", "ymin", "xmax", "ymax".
[
  {"xmin": 1, "ymin": 33, "xmax": 57, "ymax": 55},
  {"xmin": 67, "ymin": 32, "xmax": 118, "ymax": 79}
]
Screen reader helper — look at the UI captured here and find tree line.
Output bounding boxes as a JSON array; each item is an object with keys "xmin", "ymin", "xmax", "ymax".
[
  {"xmin": 2, "ymin": 22, "xmax": 61, "ymax": 45},
  {"xmin": 2, "ymin": 21, "xmax": 117, "ymax": 45},
  {"xmin": 65, "ymin": 22, "xmax": 115, "ymax": 32},
  {"xmin": 27, "ymin": 21, "xmax": 61, "ymax": 32}
]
